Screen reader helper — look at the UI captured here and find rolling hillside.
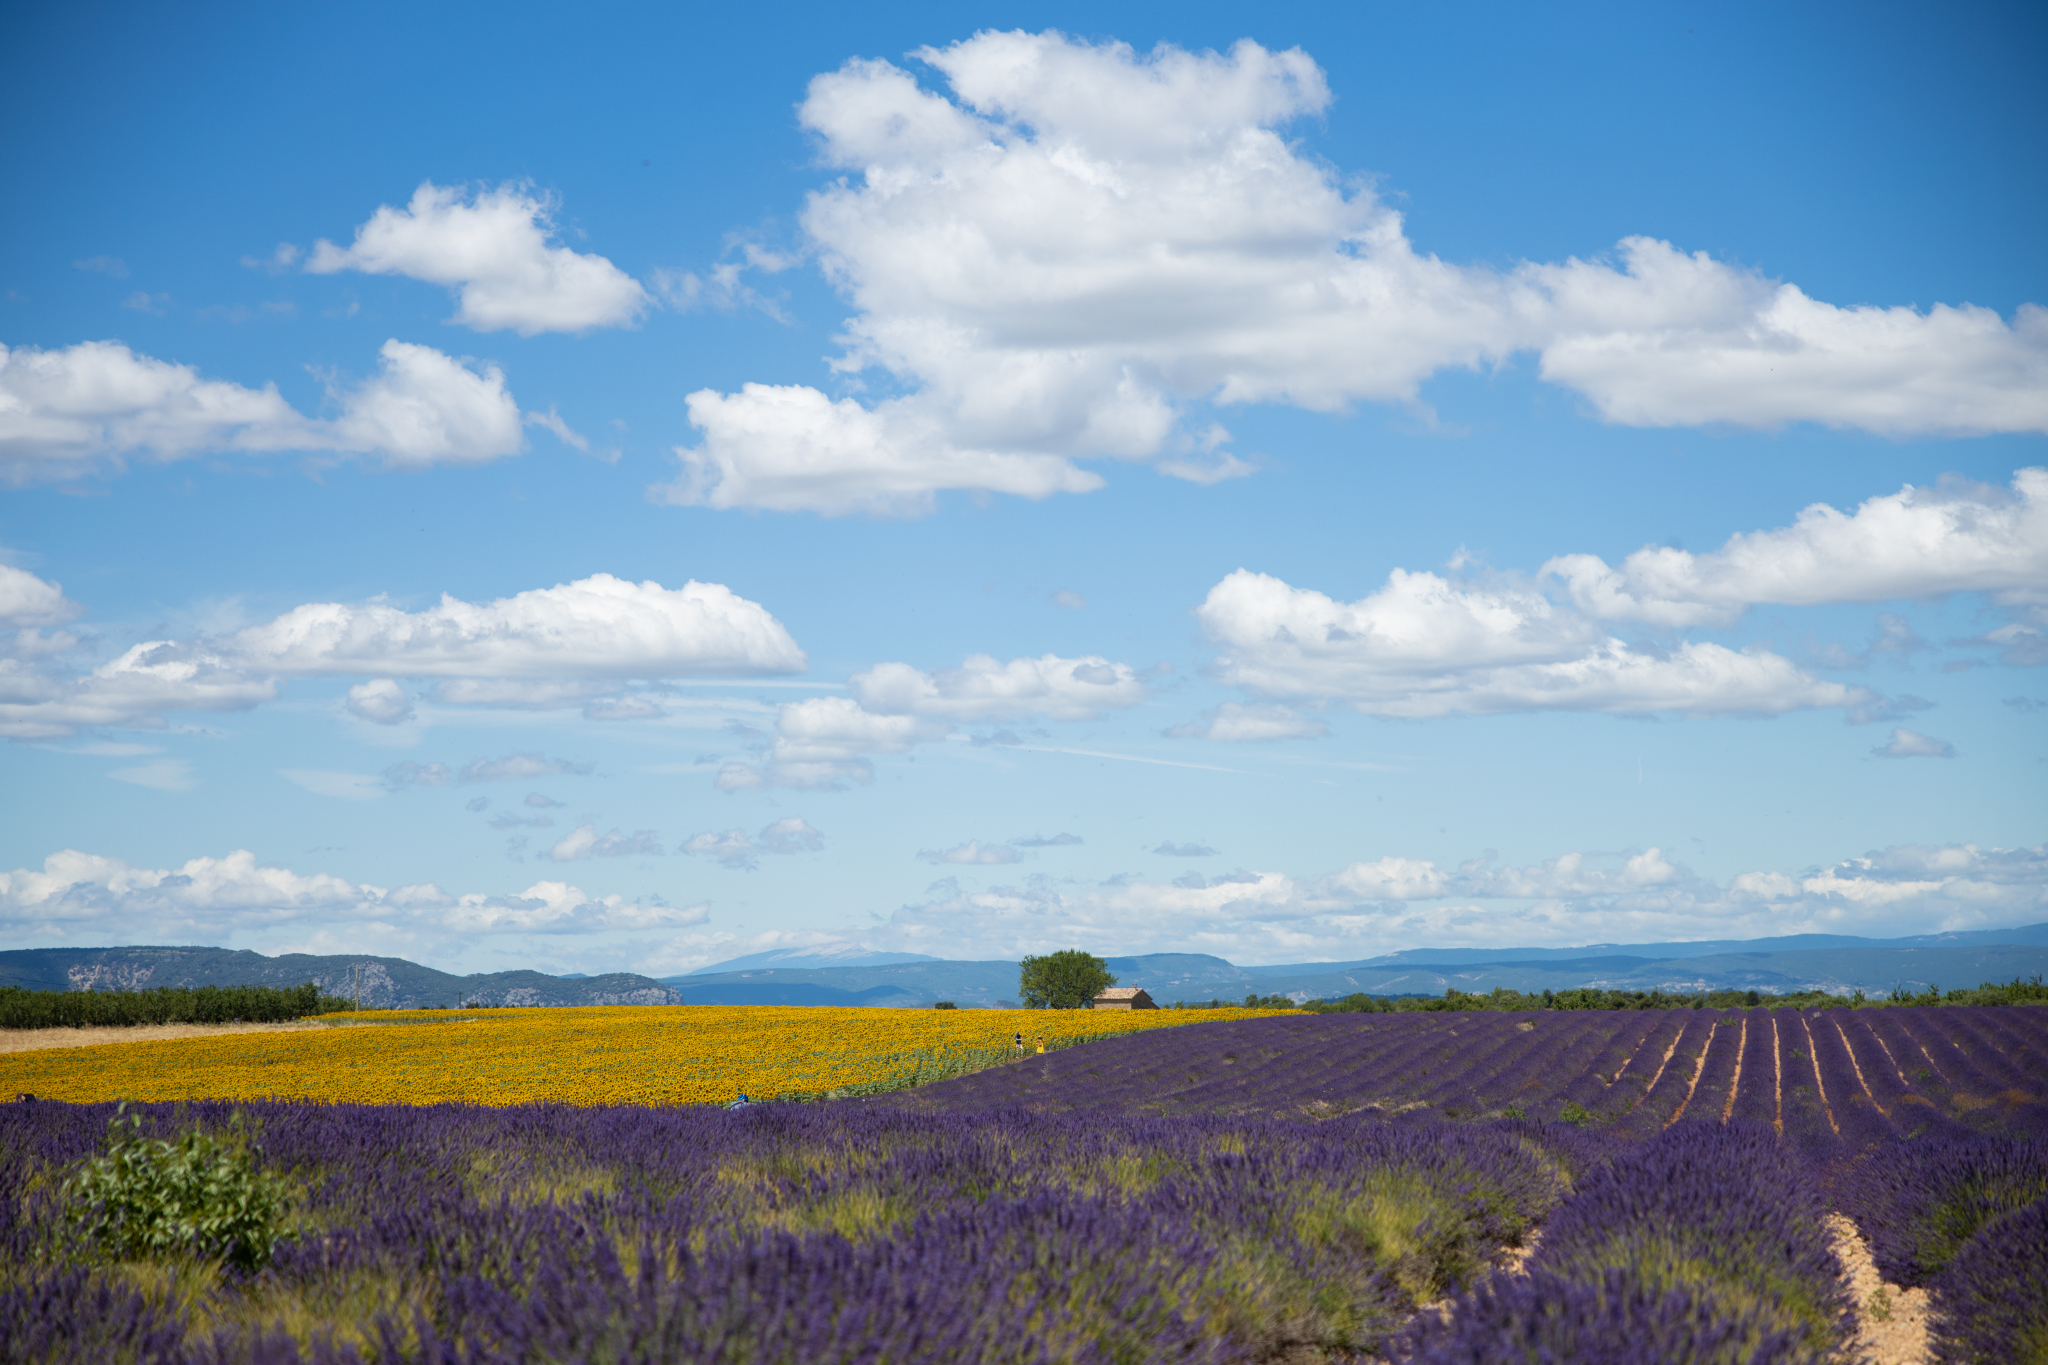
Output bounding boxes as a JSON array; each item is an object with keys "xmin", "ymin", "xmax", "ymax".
[
  {"xmin": 0, "ymin": 946, "xmax": 680, "ymax": 1010},
  {"xmin": 4, "ymin": 923, "xmax": 2041, "ymax": 1011}
]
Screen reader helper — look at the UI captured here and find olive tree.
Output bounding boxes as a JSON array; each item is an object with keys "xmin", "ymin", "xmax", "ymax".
[{"xmin": 1018, "ymin": 950, "xmax": 1116, "ymax": 1009}]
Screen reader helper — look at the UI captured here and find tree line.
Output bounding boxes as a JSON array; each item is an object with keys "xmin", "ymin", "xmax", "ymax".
[
  {"xmin": 0, "ymin": 982, "xmax": 353, "ymax": 1030},
  {"xmin": 1190, "ymin": 977, "xmax": 2048, "ymax": 1013},
  {"xmin": 1020, "ymin": 948, "xmax": 2047, "ymax": 1014}
]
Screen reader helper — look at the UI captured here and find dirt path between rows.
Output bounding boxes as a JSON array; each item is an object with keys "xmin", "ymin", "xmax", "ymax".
[
  {"xmin": 0, "ymin": 1021, "xmax": 330, "ymax": 1055},
  {"xmin": 1828, "ymin": 1213, "xmax": 1933, "ymax": 1365}
]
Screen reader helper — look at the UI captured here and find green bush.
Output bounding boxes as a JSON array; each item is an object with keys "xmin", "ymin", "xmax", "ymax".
[
  {"xmin": 0, "ymin": 981, "xmax": 350, "ymax": 1029},
  {"xmin": 64, "ymin": 1105, "xmax": 293, "ymax": 1271}
]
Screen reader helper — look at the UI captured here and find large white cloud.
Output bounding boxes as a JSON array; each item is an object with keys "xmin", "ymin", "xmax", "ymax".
[
  {"xmin": 655, "ymin": 383, "xmax": 1104, "ymax": 517},
  {"xmin": 653, "ymin": 31, "xmax": 2048, "ymax": 516},
  {"xmin": 877, "ymin": 840, "xmax": 2048, "ymax": 962},
  {"xmin": 717, "ymin": 695, "xmax": 946, "ymax": 792},
  {"xmin": 851, "ymin": 653, "xmax": 1144, "ymax": 721},
  {"xmin": 716, "ymin": 653, "xmax": 1145, "ymax": 790},
  {"xmin": 232, "ymin": 573, "xmax": 804, "ymax": 679},
  {"xmin": 0, "ymin": 642, "xmax": 280, "ymax": 741},
  {"xmin": 308, "ymin": 182, "xmax": 649, "ymax": 335},
  {"xmin": 0, "ymin": 848, "xmax": 695, "ymax": 940},
  {"xmin": 0, "ymin": 339, "xmax": 526, "ymax": 485},
  {"xmin": 0, "ymin": 574, "xmax": 803, "ymax": 740},
  {"xmin": 0, "ymin": 565, "xmax": 83, "ymax": 629},
  {"xmin": 1546, "ymin": 468, "xmax": 2048, "ymax": 628},
  {"xmin": 1532, "ymin": 242, "xmax": 2048, "ymax": 437},
  {"xmin": 1195, "ymin": 568, "xmax": 1870, "ymax": 718}
]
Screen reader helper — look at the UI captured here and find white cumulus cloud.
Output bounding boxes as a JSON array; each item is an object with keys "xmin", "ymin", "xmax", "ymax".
[
  {"xmin": 1, "ymin": 574, "xmax": 801, "ymax": 741},
  {"xmin": 851, "ymin": 653, "xmax": 1144, "ymax": 721},
  {"xmin": 308, "ymin": 182, "xmax": 650, "ymax": 335},
  {"xmin": 344, "ymin": 679, "xmax": 413, "ymax": 725},
  {"xmin": 0, "ymin": 566, "xmax": 82, "ymax": 630},
  {"xmin": 231, "ymin": 573, "xmax": 805, "ymax": 680},
  {"xmin": 873, "ymin": 839, "xmax": 2047, "ymax": 962},
  {"xmin": 0, "ymin": 846, "xmax": 696, "ymax": 941},
  {"xmin": 717, "ymin": 695, "xmax": 945, "ymax": 792},
  {"xmin": 1871, "ymin": 727, "xmax": 1956, "ymax": 760},
  {"xmin": 0, "ymin": 338, "xmax": 526, "ymax": 485},
  {"xmin": 1545, "ymin": 468, "xmax": 2048, "ymax": 627},
  {"xmin": 1196, "ymin": 568, "xmax": 1870, "ymax": 718},
  {"xmin": 715, "ymin": 653, "xmax": 1142, "ymax": 791},
  {"xmin": 652, "ymin": 31, "xmax": 2047, "ymax": 516}
]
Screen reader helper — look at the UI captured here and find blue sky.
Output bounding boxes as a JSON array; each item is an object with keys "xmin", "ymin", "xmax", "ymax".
[{"xmin": 2, "ymin": 0, "xmax": 2043, "ymax": 976}]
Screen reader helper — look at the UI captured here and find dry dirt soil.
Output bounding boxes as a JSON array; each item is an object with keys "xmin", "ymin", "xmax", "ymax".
[{"xmin": 0, "ymin": 1020, "xmax": 330, "ymax": 1055}]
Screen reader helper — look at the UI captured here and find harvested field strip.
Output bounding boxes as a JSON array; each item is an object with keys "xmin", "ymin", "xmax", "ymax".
[
  {"xmin": 1887, "ymin": 1012, "xmax": 1954, "ymax": 1085},
  {"xmin": 1608, "ymin": 1012, "xmax": 1685, "ymax": 1089},
  {"xmin": 1687, "ymin": 1015, "xmax": 1746, "ymax": 1125},
  {"xmin": 1664, "ymin": 1020, "xmax": 1719, "ymax": 1127},
  {"xmin": 1799, "ymin": 1014, "xmax": 1841, "ymax": 1137},
  {"xmin": 1727, "ymin": 1009, "xmax": 1779, "ymax": 1126},
  {"xmin": 1638, "ymin": 1024, "xmax": 1686, "ymax": 1095},
  {"xmin": 1553, "ymin": 1017, "xmax": 1653, "ymax": 1114},
  {"xmin": 1840, "ymin": 1015, "xmax": 1916, "ymax": 1120},
  {"xmin": 1832, "ymin": 1017, "xmax": 1882, "ymax": 1114},
  {"xmin": 1773, "ymin": 1014, "xmax": 1784, "ymax": 1133},
  {"xmin": 1527, "ymin": 1014, "xmax": 1636, "ymax": 1115},
  {"xmin": 1721, "ymin": 1014, "xmax": 1747, "ymax": 1122},
  {"xmin": 1862, "ymin": 1019, "xmax": 1909, "ymax": 1087},
  {"xmin": 1968, "ymin": 1007, "xmax": 2048, "ymax": 1076},
  {"xmin": 1629, "ymin": 1013, "xmax": 1719, "ymax": 1134},
  {"xmin": 1941, "ymin": 1010, "xmax": 2045, "ymax": 1092}
]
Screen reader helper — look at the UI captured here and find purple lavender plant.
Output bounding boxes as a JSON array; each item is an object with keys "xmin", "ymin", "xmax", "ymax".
[{"xmin": 1928, "ymin": 1195, "xmax": 2048, "ymax": 1365}]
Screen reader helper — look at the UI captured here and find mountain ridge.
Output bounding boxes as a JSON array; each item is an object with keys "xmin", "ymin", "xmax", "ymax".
[{"xmin": 4, "ymin": 922, "xmax": 2041, "ymax": 1011}]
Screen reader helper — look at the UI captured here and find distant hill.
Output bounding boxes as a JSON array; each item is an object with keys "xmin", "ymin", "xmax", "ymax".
[
  {"xmin": 7, "ymin": 923, "xmax": 2042, "ymax": 1010},
  {"xmin": 0, "ymin": 946, "xmax": 681, "ymax": 1010},
  {"xmin": 1247, "ymin": 921, "xmax": 2048, "ymax": 974},
  {"xmin": 686, "ymin": 947, "xmax": 942, "ymax": 974},
  {"xmin": 665, "ymin": 930, "xmax": 2048, "ymax": 1006},
  {"xmin": 660, "ymin": 959, "xmax": 1022, "ymax": 1008}
]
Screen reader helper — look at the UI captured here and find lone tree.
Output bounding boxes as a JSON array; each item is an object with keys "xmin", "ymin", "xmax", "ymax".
[{"xmin": 1018, "ymin": 950, "xmax": 1116, "ymax": 1009}]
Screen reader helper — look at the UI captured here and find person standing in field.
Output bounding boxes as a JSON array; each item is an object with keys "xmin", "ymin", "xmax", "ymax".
[{"xmin": 1035, "ymin": 1035, "xmax": 1045, "ymax": 1054}]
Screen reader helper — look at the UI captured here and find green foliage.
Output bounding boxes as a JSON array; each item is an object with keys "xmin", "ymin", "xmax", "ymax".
[
  {"xmin": 1558, "ymin": 1100, "xmax": 1595, "ymax": 1128},
  {"xmin": 1300, "ymin": 976, "xmax": 2048, "ymax": 1014},
  {"xmin": 63, "ymin": 1105, "xmax": 293, "ymax": 1271},
  {"xmin": 1018, "ymin": 950, "xmax": 1116, "ymax": 1009},
  {"xmin": 1887, "ymin": 975, "xmax": 2048, "ymax": 1008},
  {"xmin": 0, "ymin": 980, "xmax": 350, "ymax": 1030},
  {"xmin": 1243, "ymin": 993, "xmax": 1296, "ymax": 1009}
]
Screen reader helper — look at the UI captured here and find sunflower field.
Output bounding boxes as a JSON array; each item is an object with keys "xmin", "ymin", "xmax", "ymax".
[{"xmin": 0, "ymin": 1004, "xmax": 1288, "ymax": 1107}]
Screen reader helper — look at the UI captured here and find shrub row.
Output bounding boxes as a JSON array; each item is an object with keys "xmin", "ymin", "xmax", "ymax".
[
  {"xmin": 1298, "ymin": 976, "xmax": 2048, "ymax": 1014},
  {"xmin": 0, "ymin": 982, "xmax": 351, "ymax": 1030}
]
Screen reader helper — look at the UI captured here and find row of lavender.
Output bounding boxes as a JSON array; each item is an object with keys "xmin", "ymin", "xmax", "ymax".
[
  {"xmin": 907, "ymin": 1005, "xmax": 2048, "ymax": 1148},
  {"xmin": 9, "ymin": 1099, "xmax": 2038, "ymax": 1364},
  {"xmin": 3, "ymin": 1100, "xmax": 1596, "ymax": 1364},
  {"xmin": 1395, "ymin": 1123, "xmax": 2048, "ymax": 1365}
]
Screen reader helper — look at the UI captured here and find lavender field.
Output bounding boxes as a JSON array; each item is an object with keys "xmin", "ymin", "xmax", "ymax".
[
  {"xmin": 2, "ymin": 1004, "xmax": 2043, "ymax": 1364},
  {"xmin": 907, "ymin": 1004, "xmax": 2048, "ymax": 1146}
]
